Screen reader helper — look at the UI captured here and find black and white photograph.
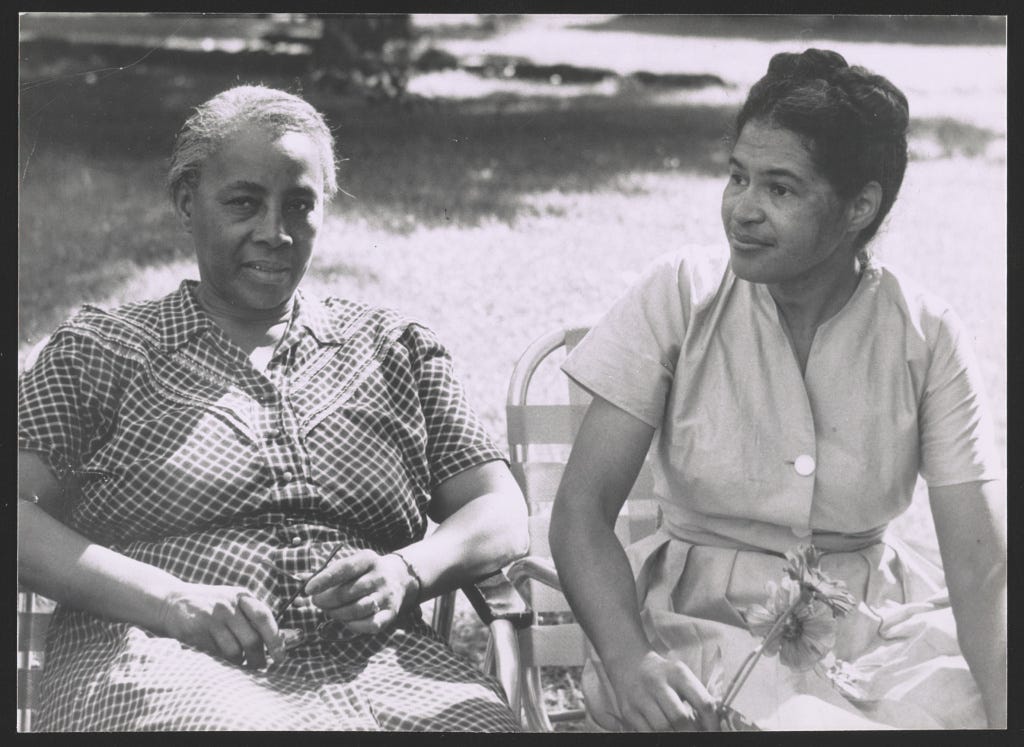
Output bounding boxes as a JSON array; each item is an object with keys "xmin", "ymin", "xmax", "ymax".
[{"xmin": 17, "ymin": 12, "xmax": 1007, "ymax": 732}]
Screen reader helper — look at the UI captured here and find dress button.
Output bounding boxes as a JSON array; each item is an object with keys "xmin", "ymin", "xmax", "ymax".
[
  {"xmin": 794, "ymin": 454, "xmax": 816, "ymax": 476},
  {"xmin": 280, "ymin": 470, "xmax": 294, "ymax": 484},
  {"xmin": 290, "ymin": 535, "xmax": 303, "ymax": 547}
]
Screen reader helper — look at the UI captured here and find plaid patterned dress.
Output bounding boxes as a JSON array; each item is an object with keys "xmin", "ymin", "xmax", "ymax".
[{"xmin": 18, "ymin": 281, "xmax": 519, "ymax": 732}]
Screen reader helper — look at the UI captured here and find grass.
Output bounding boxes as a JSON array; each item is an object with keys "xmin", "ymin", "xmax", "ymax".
[{"xmin": 19, "ymin": 45, "xmax": 1005, "ymax": 730}]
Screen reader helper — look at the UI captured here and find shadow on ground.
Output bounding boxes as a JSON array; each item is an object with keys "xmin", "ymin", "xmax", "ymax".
[
  {"xmin": 18, "ymin": 53, "xmax": 1003, "ymax": 343},
  {"xmin": 20, "ymin": 61, "xmax": 735, "ymax": 223}
]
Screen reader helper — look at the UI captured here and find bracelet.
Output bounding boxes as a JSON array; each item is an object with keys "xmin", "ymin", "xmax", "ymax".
[{"xmin": 389, "ymin": 550, "xmax": 423, "ymax": 602}]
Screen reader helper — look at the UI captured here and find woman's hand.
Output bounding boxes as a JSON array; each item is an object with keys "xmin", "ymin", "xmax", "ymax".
[
  {"xmin": 605, "ymin": 650, "xmax": 720, "ymax": 732},
  {"xmin": 304, "ymin": 550, "xmax": 418, "ymax": 636},
  {"xmin": 158, "ymin": 584, "xmax": 285, "ymax": 668}
]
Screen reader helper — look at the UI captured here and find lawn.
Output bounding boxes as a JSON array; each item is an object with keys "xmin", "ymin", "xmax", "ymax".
[{"xmin": 19, "ymin": 22, "xmax": 1006, "ymax": 729}]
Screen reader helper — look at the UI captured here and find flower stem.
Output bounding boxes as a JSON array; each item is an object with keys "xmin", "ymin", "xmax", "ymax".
[
  {"xmin": 721, "ymin": 647, "xmax": 762, "ymax": 709},
  {"xmin": 721, "ymin": 597, "xmax": 803, "ymax": 710}
]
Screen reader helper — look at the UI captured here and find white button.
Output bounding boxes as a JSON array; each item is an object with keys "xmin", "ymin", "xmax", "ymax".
[
  {"xmin": 794, "ymin": 454, "xmax": 815, "ymax": 476},
  {"xmin": 290, "ymin": 535, "xmax": 303, "ymax": 546}
]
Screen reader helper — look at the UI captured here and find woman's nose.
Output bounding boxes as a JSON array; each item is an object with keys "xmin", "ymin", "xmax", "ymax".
[
  {"xmin": 731, "ymin": 190, "xmax": 766, "ymax": 224},
  {"xmin": 253, "ymin": 207, "xmax": 293, "ymax": 248}
]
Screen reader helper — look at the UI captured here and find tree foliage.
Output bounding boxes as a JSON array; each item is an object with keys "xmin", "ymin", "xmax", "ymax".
[{"xmin": 309, "ymin": 15, "xmax": 414, "ymax": 101}]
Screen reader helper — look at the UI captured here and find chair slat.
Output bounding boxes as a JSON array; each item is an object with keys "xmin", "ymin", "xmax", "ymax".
[
  {"xmin": 18, "ymin": 611, "xmax": 53, "ymax": 653},
  {"xmin": 525, "ymin": 512, "xmax": 555, "ymax": 557},
  {"xmin": 518, "ymin": 462, "xmax": 566, "ymax": 506},
  {"xmin": 506, "ymin": 405, "xmax": 589, "ymax": 447},
  {"xmin": 17, "ymin": 668, "xmax": 44, "ymax": 710},
  {"xmin": 519, "ymin": 624, "xmax": 588, "ymax": 668},
  {"xmin": 525, "ymin": 581, "xmax": 572, "ymax": 615}
]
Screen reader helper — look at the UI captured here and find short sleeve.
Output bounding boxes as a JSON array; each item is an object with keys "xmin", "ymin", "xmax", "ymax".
[
  {"xmin": 18, "ymin": 328, "xmax": 122, "ymax": 481},
  {"xmin": 402, "ymin": 324, "xmax": 506, "ymax": 488},
  {"xmin": 561, "ymin": 253, "xmax": 691, "ymax": 427},
  {"xmin": 918, "ymin": 308, "xmax": 1002, "ymax": 486}
]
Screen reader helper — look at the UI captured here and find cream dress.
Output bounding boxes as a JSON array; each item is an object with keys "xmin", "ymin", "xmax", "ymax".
[{"xmin": 562, "ymin": 252, "xmax": 1001, "ymax": 730}]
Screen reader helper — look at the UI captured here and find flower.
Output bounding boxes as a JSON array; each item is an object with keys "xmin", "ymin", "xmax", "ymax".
[
  {"xmin": 745, "ymin": 577, "xmax": 801, "ymax": 645},
  {"xmin": 715, "ymin": 544, "xmax": 856, "ymax": 720},
  {"xmin": 744, "ymin": 576, "xmax": 837, "ymax": 670},
  {"xmin": 784, "ymin": 544, "xmax": 856, "ymax": 616},
  {"xmin": 775, "ymin": 599, "xmax": 837, "ymax": 670}
]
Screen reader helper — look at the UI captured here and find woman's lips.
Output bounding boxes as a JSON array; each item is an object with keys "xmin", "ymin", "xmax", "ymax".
[
  {"xmin": 729, "ymin": 233, "xmax": 774, "ymax": 251},
  {"xmin": 241, "ymin": 262, "xmax": 290, "ymax": 282}
]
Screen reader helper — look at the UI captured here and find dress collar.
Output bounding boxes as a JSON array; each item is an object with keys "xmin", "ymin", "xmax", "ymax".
[{"xmin": 154, "ymin": 280, "xmax": 359, "ymax": 353}]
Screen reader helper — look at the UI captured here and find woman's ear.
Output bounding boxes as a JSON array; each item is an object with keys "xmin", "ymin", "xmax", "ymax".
[
  {"xmin": 172, "ymin": 183, "xmax": 194, "ymax": 233},
  {"xmin": 846, "ymin": 181, "xmax": 882, "ymax": 234}
]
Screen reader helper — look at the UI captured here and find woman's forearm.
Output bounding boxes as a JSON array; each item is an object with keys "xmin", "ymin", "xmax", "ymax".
[
  {"xmin": 929, "ymin": 480, "xmax": 1007, "ymax": 727},
  {"xmin": 548, "ymin": 396, "xmax": 660, "ymax": 670},
  {"xmin": 397, "ymin": 474, "xmax": 529, "ymax": 601},
  {"xmin": 18, "ymin": 500, "xmax": 187, "ymax": 634},
  {"xmin": 549, "ymin": 500, "xmax": 653, "ymax": 668},
  {"xmin": 947, "ymin": 562, "xmax": 1007, "ymax": 727}
]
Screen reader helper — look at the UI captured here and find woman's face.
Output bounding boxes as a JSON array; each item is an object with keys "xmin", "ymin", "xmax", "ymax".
[
  {"xmin": 721, "ymin": 119, "xmax": 857, "ymax": 286},
  {"xmin": 176, "ymin": 123, "xmax": 326, "ymax": 313}
]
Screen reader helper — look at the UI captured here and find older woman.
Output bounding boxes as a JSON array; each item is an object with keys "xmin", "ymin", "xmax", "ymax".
[
  {"xmin": 18, "ymin": 85, "xmax": 528, "ymax": 731},
  {"xmin": 549, "ymin": 49, "xmax": 1005, "ymax": 731}
]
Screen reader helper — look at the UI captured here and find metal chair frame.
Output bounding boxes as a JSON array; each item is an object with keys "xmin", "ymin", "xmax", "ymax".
[{"xmin": 501, "ymin": 327, "xmax": 659, "ymax": 731}]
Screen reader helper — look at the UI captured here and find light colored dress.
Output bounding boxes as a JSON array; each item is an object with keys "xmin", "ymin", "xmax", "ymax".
[{"xmin": 561, "ymin": 252, "xmax": 1001, "ymax": 730}]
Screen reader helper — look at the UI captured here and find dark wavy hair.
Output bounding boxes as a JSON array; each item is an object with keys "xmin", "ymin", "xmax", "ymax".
[{"xmin": 736, "ymin": 49, "xmax": 910, "ymax": 257}]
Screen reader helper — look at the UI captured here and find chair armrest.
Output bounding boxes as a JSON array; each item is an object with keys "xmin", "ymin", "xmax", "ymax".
[
  {"xmin": 460, "ymin": 570, "xmax": 533, "ymax": 630},
  {"xmin": 506, "ymin": 555, "xmax": 561, "ymax": 593}
]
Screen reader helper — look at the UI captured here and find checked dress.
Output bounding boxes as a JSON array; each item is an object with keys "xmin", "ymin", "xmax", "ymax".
[{"xmin": 18, "ymin": 280, "xmax": 520, "ymax": 731}]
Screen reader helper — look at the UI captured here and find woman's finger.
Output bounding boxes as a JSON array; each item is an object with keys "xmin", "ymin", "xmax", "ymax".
[
  {"xmin": 328, "ymin": 594, "xmax": 384, "ymax": 623},
  {"xmin": 327, "ymin": 594, "xmax": 387, "ymax": 623},
  {"xmin": 337, "ymin": 607, "xmax": 393, "ymax": 636},
  {"xmin": 666, "ymin": 664, "xmax": 720, "ymax": 731},
  {"xmin": 225, "ymin": 613, "xmax": 266, "ymax": 669},
  {"xmin": 208, "ymin": 624, "xmax": 244, "ymax": 665},
  {"xmin": 652, "ymin": 687, "xmax": 698, "ymax": 732},
  {"xmin": 620, "ymin": 704, "xmax": 656, "ymax": 732},
  {"xmin": 237, "ymin": 593, "xmax": 285, "ymax": 664},
  {"xmin": 304, "ymin": 550, "xmax": 375, "ymax": 595},
  {"xmin": 309, "ymin": 575, "xmax": 377, "ymax": 611}
]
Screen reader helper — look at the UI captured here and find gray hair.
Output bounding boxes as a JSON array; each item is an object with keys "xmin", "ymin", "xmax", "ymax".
[{"xmin": 167, "ymin": 85, "xmax": 339, "ymax": 202}]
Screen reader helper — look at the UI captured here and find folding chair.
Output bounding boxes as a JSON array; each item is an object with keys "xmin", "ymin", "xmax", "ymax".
[
  {"xmin": 501, "ymin": 327, "xmax": 660, "ymax": 731},
  {"xmin": 17, "ymin": 337, "xmax": 57, "ymax": 732},
  {"xmin": 17, "ymin": 590, "xmax": 54, "ymax": 732}
]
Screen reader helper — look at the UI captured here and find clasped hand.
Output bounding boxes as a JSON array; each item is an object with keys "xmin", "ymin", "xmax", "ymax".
[
  {"xmin": 304, "ymin": 549, "xmax": 418, "ymax": 635},
  {"xmin": 157, "ymin": 550, "xmax": 417, "ymax": 667},
  {"xmin": 158, "ymin": 584, "xmax": 284, "ymax": 669}
]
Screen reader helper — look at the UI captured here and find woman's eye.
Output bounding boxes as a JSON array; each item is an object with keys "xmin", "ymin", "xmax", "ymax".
[
  {"xmin": 770, "ymin": 184, "xmax": 791, "ymax": 197},
  {"xmin": 227, "ymin": 197, "xmax": 257, "ymax": 209},
  {"xmin": 729, "ymin": 173, "xmax": 747, "ymax": 186},
  {"xmin": 288, "ymin": 199, "xmax": 314, "ymax": 213}
]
